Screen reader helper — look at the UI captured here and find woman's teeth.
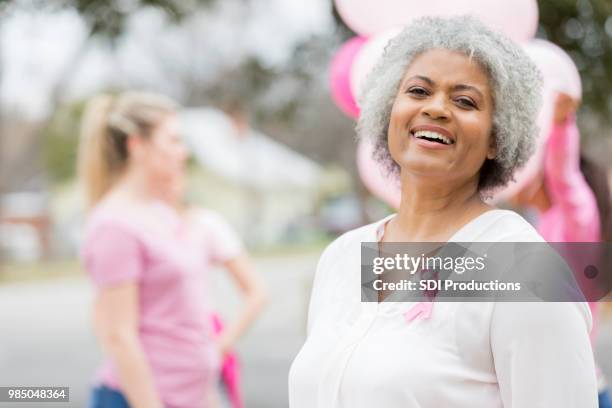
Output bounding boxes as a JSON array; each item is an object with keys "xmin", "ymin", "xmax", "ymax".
[{"xmin": 413, "ymin": 130, "xmax": 453, "ymax": 145}]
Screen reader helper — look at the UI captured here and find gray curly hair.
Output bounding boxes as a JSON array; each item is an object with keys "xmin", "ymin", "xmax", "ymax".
[{"xmin": 356, "ymin": 15, "xmax": 543, "ymax": 192}]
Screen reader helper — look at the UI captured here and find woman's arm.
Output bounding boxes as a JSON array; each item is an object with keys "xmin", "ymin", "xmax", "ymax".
[
  {"xmin": 544, "ymin": 105, "xmax": 600, "ymax": 241},
  {"xmin": 84, "ymin": 223, "xmax": 163, "ymax": 408},
  {"xmin": 94, "ymin": 283, "xmax": 164, "ymax": 408},
  {"xmin": 491, "ymin": 301, "xmax": 597, "ymax": 407},
  {"xmin": 217, "ymin": 253, "xmax": 267, "ymax": 355}
]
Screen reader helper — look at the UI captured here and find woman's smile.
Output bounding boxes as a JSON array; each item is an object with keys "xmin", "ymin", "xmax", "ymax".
[{"xmin": 410, "ymin": 124, "xmax": 456, "ymax": 149}]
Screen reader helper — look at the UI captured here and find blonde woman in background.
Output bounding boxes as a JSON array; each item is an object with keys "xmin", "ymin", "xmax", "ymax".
[{"xmin": 78, "ymin": 91, "xmax": 266, "ymax": 408}]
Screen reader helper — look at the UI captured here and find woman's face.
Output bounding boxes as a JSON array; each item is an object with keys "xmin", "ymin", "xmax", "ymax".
[
  {"xmin": 130, "ymin": 113, "xmax": 188, "ymax": 193},
  {"xmin": 388, "ymin": 48, "xmax": 496, "ymax": 188}
]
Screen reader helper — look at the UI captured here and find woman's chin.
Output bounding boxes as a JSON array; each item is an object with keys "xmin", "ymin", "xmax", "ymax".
[{"xmin": 399, "ymin": 158, "xmax": 451, "ymax": 178}]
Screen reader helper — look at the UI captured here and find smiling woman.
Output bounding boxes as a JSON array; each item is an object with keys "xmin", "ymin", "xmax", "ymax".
[{"xmin": 289, "ymin": 16, "xmax": 598, "ymax": 408}]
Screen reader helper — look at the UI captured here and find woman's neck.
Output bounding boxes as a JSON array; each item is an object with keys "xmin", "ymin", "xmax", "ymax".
[
  {"xmin": 110, "ymin": 169, "xmax": 161, "ymax": 204},
  {"xmin": 388, "ymin": 173, "xmax": 491, "ymax": 242}
]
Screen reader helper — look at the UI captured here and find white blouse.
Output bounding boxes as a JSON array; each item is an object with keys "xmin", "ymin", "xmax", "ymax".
[{"xmin": 289, "ymin": 209, "xmax": 597, "ymax": 408}]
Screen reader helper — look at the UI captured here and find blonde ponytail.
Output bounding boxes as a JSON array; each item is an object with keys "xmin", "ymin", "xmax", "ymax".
[
  {"xmin": 77, "ymin": 91, "xmax": 176, "ymax": 209},
  {"xmin": 78, "ymin": 94, "xmax": 118, "ymax": 209}
]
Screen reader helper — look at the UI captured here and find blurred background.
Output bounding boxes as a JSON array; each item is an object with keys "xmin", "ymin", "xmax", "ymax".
[{"xmin": 0, "ymin": 0, "xmax": 611, "ymax": 406}]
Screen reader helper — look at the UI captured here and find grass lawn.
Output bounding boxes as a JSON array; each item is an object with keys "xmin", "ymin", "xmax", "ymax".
[
  {"xmin": 0, "ymin": 239, "xmax": 332, "ymax": 285},
  {"xmin": 0, "ymin": 259, "xmax": 83, "ymax": 284}
]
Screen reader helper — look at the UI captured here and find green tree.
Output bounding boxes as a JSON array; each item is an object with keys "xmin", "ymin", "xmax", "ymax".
[
  {"xmin": 0, "ymin": 0, "xmax": 217, "ymax": 193},
  {"xmin": 42, "ymin": 100, "xmax": 85, "ymax": 184},
  {"xmin": 538, "ymin": 0, "xmax": 612, "ymax": 125}
]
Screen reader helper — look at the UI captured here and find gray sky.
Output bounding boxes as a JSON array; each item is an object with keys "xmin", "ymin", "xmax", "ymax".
[{"xmin": 0, "ymin": 0, "xmax": 334, "ymax": 119}]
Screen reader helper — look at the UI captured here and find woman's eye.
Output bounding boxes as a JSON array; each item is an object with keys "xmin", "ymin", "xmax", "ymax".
[
  {"xmin": 407, "ymin": 87, "xmax": 429, "ymax": 96},
  {"xmin": 455, "ymin": 97, "xmax": 477, "ymax": 109}
]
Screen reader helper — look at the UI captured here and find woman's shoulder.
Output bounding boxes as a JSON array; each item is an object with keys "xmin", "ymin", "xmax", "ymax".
[
  {"xmin": 186, "ymin": 207, "xmax": 243, "ymax": 254},
  {"xmin": 187, "ymin": 207, "xmax": 230, "ymax": 227},
  {"xmin": 85, "ymin": 202, "xmax": 134, "ymax": 232},
  {"xmin": 311, "ymin": 217, "xmax": 391, "ymax": 292},
  {"xmin": 81, "ymin": 209, "xmax": 138, "ymax": 255},
  {"xmin": 334, "ymin": 215, "xmax": 391, "ymax": 244},
  {"xmin": 461, "ymin": 209, "xmax": 544, "ymax": 242},
  {"xmin": 83, "ymin": 199, "xmax": 164, "ymax": 242},
  {"xmin": 320, "ymin": 215, "xmax": 392, "ymax": 260}
]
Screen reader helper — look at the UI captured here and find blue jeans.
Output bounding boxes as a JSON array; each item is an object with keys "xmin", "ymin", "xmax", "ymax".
[
  {"xmin": 88, "ymin": 385, "xmax": 130, "ymax": 408},
  {"xmin": 600, "ymin": 390, "xmax": 612, "ymax": 408}
]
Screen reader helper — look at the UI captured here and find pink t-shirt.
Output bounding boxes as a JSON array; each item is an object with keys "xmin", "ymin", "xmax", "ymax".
[
  {"xmin": 539, "ymin": 117, "xmax": 601, "ymax": 344},
  {"xmin": 81, "ymin": 200, "xmax": 243, "ymax": 408}
]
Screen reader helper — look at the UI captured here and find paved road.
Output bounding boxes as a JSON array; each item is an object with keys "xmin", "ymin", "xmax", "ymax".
[
  {"xmin": 2, "ymin": 252, "xmax": 612, "ymax": 407},
  {"xmin": 0, "ymin": 252, "xmax": 317, "ymax": 408}
]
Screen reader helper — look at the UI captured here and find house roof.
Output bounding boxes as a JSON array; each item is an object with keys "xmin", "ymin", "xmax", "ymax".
[{"xmin": 180, "ymin": 108, "xmax": 322, "ymax": 191}]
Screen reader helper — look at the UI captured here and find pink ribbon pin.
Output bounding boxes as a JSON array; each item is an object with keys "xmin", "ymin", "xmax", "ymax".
[{"xmin": 404, "ymin": 302, "xmax": 433, "ymax": 323}]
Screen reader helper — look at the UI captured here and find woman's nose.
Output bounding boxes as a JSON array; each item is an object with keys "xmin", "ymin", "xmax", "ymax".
[{"xmin": 422, "ymin": 94, "xmax": 450, "ymax": 121}]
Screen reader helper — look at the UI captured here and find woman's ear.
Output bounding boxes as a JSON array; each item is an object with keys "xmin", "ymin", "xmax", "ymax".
[{"xmin": 126, "ymin": 134, "xmax": 145, "ymax": 159}]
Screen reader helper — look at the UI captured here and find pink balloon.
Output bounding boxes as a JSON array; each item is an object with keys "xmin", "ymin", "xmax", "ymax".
[
  {"xmin": 357, "ymin": 138, "xmax": 401, "ymax": 209},
  {"xmin": 436, "ymin": 0, "xmax": 538, "ymax": 43},
  {"xmin": 330, "ymin": 36, "xmax": 367, "ymax": 119},
  {"xmin": 335, "ymin": 0, "xmax": 438, "ymax": 37},
  {"xmin": 523, "ymin": 39, "xmax": 582, "ymax": 100},
  {"xmin": 350, "ymin": 27, "xmax": 402, "ymax": 106},
  {"xmin": 335, "ymin": 0, "xmax": 538, "ymax": 42}
]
